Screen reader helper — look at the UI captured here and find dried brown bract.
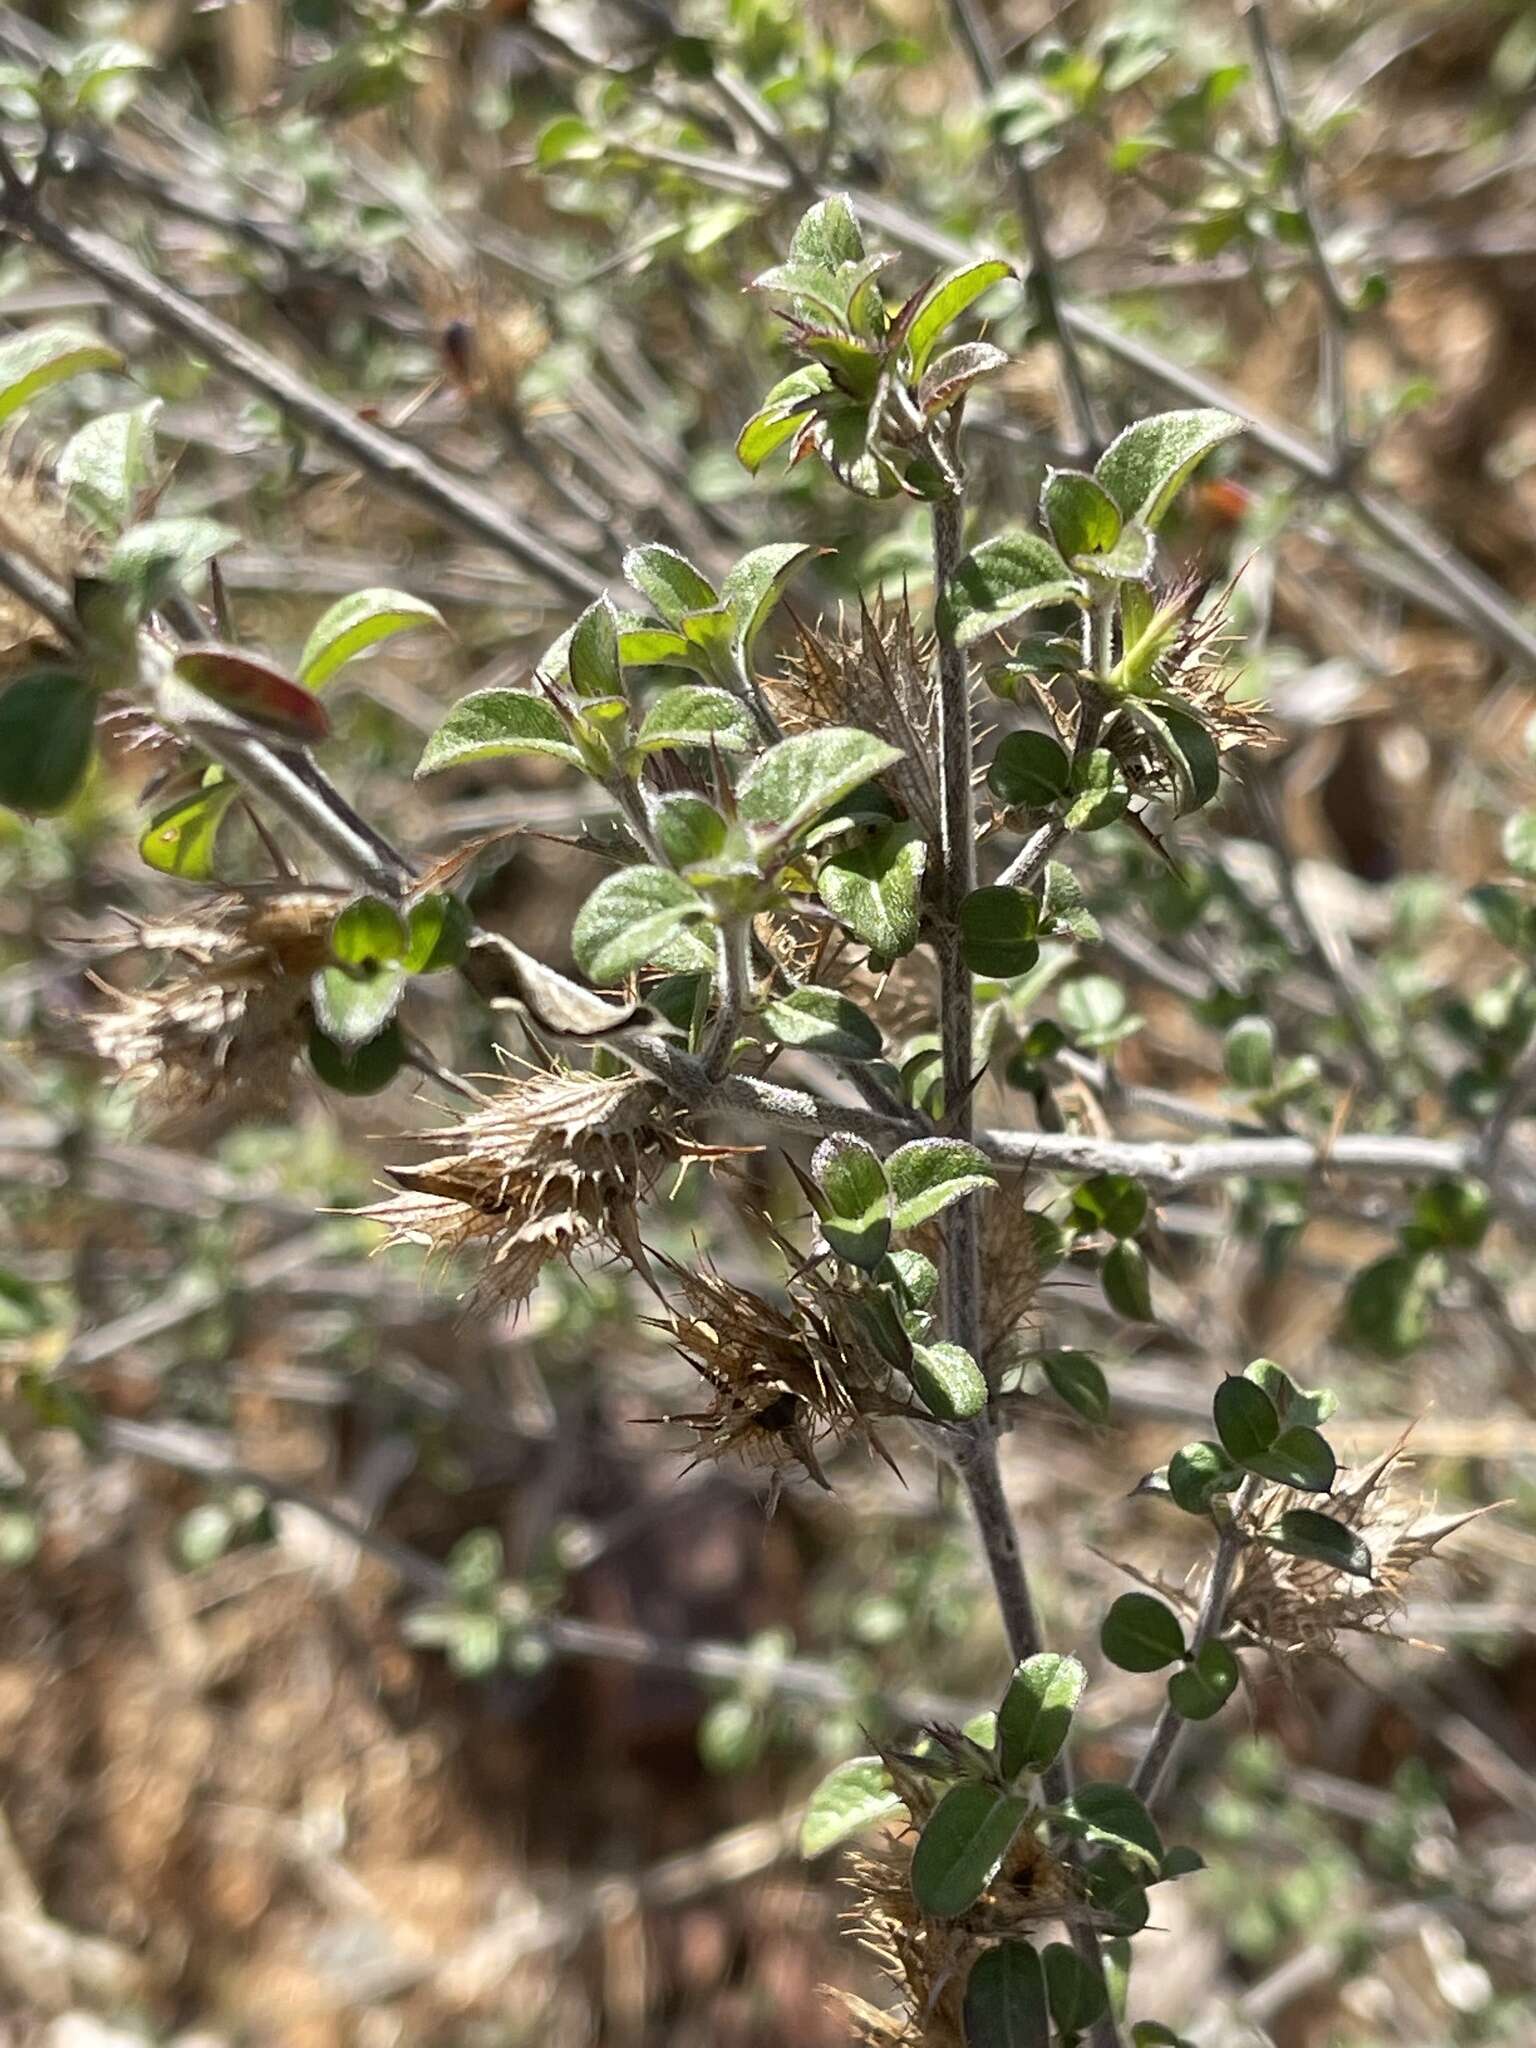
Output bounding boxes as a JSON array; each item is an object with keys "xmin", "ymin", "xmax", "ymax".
[
  {"xmin": 366, "ymin": 1066, "xmax": 711, "ymax": 1311},
  {"xmin": 80, "ymin": 891, "xmax": 335, "ymax": 1135}
]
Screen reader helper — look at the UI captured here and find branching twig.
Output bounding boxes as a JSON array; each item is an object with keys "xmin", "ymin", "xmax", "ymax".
[
  {"xmin": 1132, "ymin": 1474, "xmax": 1262, "ymax": 1809},
  {"xmin": 1245, "ymin": 2, "xmax": 1354, "ymax": 468},
  {"xmin": 945, "ymin": 0, "xmax": 1100, "ymax": 455},
  {"xmin": 9, "ymin": 198, "xmax": 604, "ymax": 606}
]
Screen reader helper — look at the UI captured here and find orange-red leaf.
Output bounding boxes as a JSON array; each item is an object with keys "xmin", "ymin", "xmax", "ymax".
[{"xmin": 174, "ymin": 645, "xmax": 331, "ymax": 745}]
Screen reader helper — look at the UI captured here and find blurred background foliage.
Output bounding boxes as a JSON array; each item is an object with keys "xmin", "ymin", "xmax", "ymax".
[{"xmin": 1, "ymin": 1, "xmax": 1536, "ymax": 2044}]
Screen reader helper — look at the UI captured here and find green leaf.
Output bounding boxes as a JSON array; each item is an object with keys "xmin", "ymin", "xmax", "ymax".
[
  {"xmin": 308, "ymin": 1018, "xmax": 406, "ymax": 1095},
  {"xmin": 1039, "ymin": 861, "xmax": 1101, "ymax": 943},
  {"xmin": 1043, "ymin": 1942, "xmax": 1109, "ymax": 2036},
  {"xmin": 622, "ymin": 544, "xmax": 717, "ymax": 626},
  {"xmin": 0, "ymin": 670, "xmax": 97, "ymax": 816},
  {"xmin": 989, "ymin": 730, "xmax": 1071, "ymax": 808},
  {"xmin": 1071, "ymin": 1173, "xmax": 1146, "ymax": 1239},
  {"xmin": 789, "ymin": 191, "xmax": 867, "ymax": 271},
  {"xmin": 886, "ymin": 1137, "xmax": 996, "ymax": 1229},
  {"xmin": 1264, "ymin": 1508, "xmax": 1372, "ymax": 1580},
  {"xmin": 1102, "ymin": 1239, "xmax": 1154, "ymax": 1321},
  {"xmin": 635, "ymin": 684, "xmax": 754, "ymax": 753},
  {"xmin": 910, "ymin": 1781, "xmax": 1029, "ymax": 1917},
  {"xmin": 720, "ymin": 542, "xmax": 817, "ymax": 662},
  {"xmin": 818, "ymin": 822, "xmax": 927, "ymax": 956},
  {"xmin": 1059, "ymin": 1783, "xmax": 1163, "ymax": 1871},
  {"xmin": 800, "ymin": 1756, "xmax": 904, "ymax": 1857},
  {"xmin": 999, "ymin": 1653, "xmax": 1087, "ymax": 1777},
  {"xmin": 416, "ymin": 689, "xmax": 580, "ymax": 774},
  {"xmin": 57, "ymin": 400, "xmax": 159, "ymax": 534},
  {"xmin": 735, "ymin": 365, "xmax": 830, "ymax": 473},
  {"xmin": 1345, "ymin": 1250, "xmax": 1440, "ymax": 1358},
  {"xmin": 1093, "ymin": 408, "xmax": 1243, "ymax": 530},
  {"xmin": 618, "ymin": 624, "xmax": 692, "ymax": 668},
  {"xmin": 918, "ymin": 341, "xmax": 1011, "ymax": 418},
  {"xmin": 812, "ymin": 1135, "xmax": 892, "ymax": 1270},
  {"xmin": 173, "ymin": 646, "xmax": 331, "ymax": 745},
  {"xmin": 1503, "ymin": 808, "xmax": 1536, "ymax": 878},
  {"xmin": 906, "ymin": 259, "xmax": 1014, "ymax": 376},
  {"xmin": 653, "ymin": 794, "xmax": 731, "ymax": 871},
  {"xmin": 1040, "ymin": 1349, "xmax": 1110, "ymax": 1425},
  {"xmin": 1065, "ymin": 748, "xmax": 1129, "ymax": 831},
  {"xmin": 1132, "ymin": 2026, "xmax": 1196, "ymax": 2048},
  {"xmin": 738, "ymin": 727, "xmax": 903, "ymax": 843},
  {"xmin": 110, "ymin": 516, "xmax": 237, "ymax": 604},
  {"xmin": 908, "ymin": 1339, "xmax": 988, "ymax": 1421},
  {"xmin": 403, "ymin": 893, "xmax": 471, "ymax": 974},
  {"xmin": 312, "ymin": 961, "xmax": 407, "ymax": 1050},
  {"xmin": 1242, "ymin": 1359, "xmax": 1337, "ymax": 1430},
  {"xmin": 1166, "ymin": 1641, "xmax": 1240, "ymax": 1722},
  {"xmin": 1224, "ymin": 1014, "xmax": 1276, "ymax": 1090},
  {"xmin": 1100, "ymin": 1592, "xmax": 1185, "ymax": 1673},
  {"xmin": 1213, "ymin": 1374, "xmax": 1279, "ymax": 1462},
  {"xmin": 940, "ymin": 532, "xmax": 1086, "ymax": 646},
  {"xmin": 1167, "ymin": 1440, "xmax": 1241, "ymax": 1515},
  {"xmin": 1158, "ymin": 1846, "xmax": 1206, "ymax": 1883},
  {"xmin": 569, "ymin": 595, "xmax": 623, "ymax": 699},
  {"xmin": 1246, "ymin": 1424, "xmax": 1336, "ymax": 1493},
  {"xmin": 1083, "ymin": 1852, "xmax": 1150, "ymax": 1935},
  {"xmin": 762, "ymin": 985, "xmax": 883, "ymax": 1062},
  {"xmin": 1058, "ymin": 974, "xmax": 1129, "ymax": 1045},
  {"xmin": 1041, "ymin": 469, "xmax": 1123, "ymax": 560},
  {"xmin": 1132, "ymin": 700, "xmax": 1221, "ymax": 814},
  {"xmin": 961, "ymin": 886, "xmax": 1039, "ymax": 978},
  {"xmin": 573, "ymin": 867, "xmax": 705, "ymax": 983},
  {"xmin": 0, "ymin": 324, "xmax": 122, "ymax": 427},
  {"xmin": 138, "ymin": 778, "xmax": 237, "ymax": 879},
  {"xmin": 0, "ymin": 1269, "xmax": 50, "ymax": 1339},
  {"xmin": 962, "ymin": 1941, "xmax": 1050, "ymax": 2048},
  {"xmin": 332, "ymin": 895, "xmax": 408, "ymax": 969},
  {"xmin": 297, "ymin": 587, "xmax": 447, "ymax": 690},
  {"xmin": 1410, "ymin": 1178, "xmax": 1492, "ymax": 1252}
]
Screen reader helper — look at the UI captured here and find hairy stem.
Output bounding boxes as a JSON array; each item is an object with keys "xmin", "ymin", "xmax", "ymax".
[
  {"xmin": 930, "ymin": 478, "xmax": 982, "ymax": 1350},
  {"xmin": 703, "ymin": 917, "xmax": 752, "ymax": 1080}
]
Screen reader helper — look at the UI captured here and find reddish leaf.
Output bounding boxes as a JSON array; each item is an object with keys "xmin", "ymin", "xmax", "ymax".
[{"xmin": 173, "ymin": 645, "xmax": 331, "ymax": 745}]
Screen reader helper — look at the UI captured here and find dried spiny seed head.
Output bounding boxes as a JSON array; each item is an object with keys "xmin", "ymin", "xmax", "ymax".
[
  {"xmin": 1119, "ymin": 574, "xmax": 1269, "ymax": 757},
  {"xmin": 1230, "ymin": 1435, "xmax": 1490, "ymax": 1659},
  {"xmin": 0, "ymin": 462, "xmax": 91, "ymax": 672},
  {"xmin": 656, "ymin": 1260, "xmax": 864, "ymax": 1490},
  {"xmin": 80, "ymin": 892, "xmax": 335, "ymax": 1136},
  {"xmin": 913, "ymin": 1177, "xmax": 1040, "ymax": 1366},
  {"xmin": 418, "ymin": 270, "xmax": 550, "ymax": 411},
  {"xmin": 367, "ymin": 1066, "xmax": 707, "ymax": 1312},
  {"xmin": 835, "ymin": 1772, "xmax": 1081, "ymax": 2046},
  {"xmin": 772, "ymin": 596, "xmax": 941, "ymax": 839}
]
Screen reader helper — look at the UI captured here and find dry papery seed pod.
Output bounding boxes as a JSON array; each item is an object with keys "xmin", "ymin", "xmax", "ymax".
[
  {"xmin": 77, "ymin": 891, "xmax": 337, "ymax": 1137},
  {"xmin": 365, "ymin": 1065, "xmax": 730, "ymax": 1311},
  {"xmin": 837, "ymin": 1747, "xmax": 1086, "ymax": 2047},
  {"xmin": 1229, "ymin": 1434, "xmax": 1492, "ymax": 1662},
  {"xmin": 771, "ymin": 595, "xmax": 942, "ymax": 841}
]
